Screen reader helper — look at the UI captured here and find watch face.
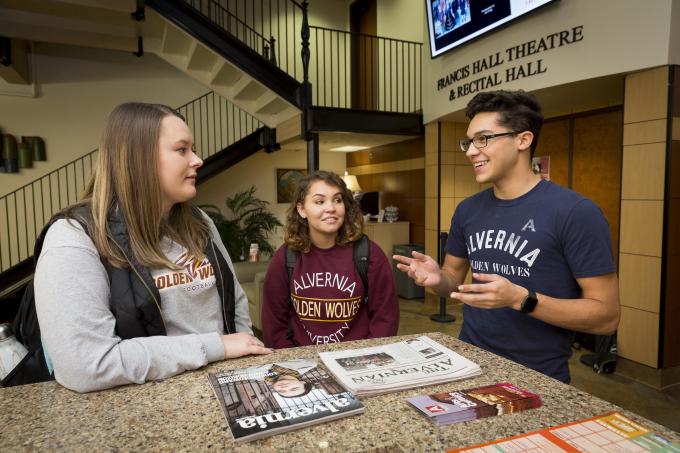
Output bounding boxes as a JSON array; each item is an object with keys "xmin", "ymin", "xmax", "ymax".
[{"xmin": 521, "ymin": 291, "xmax": 538, "ymax": 313}]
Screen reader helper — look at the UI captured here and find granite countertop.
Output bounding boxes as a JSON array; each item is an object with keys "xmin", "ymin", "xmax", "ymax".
[{"xmin": 1, "ymin": 332, "xmax": 678, "ymax": 452}]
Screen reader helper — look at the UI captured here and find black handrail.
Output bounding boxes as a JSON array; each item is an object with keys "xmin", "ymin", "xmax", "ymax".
[{"xmin": 0, "ymin": 92, "xmax": 262, "ymax": 274}]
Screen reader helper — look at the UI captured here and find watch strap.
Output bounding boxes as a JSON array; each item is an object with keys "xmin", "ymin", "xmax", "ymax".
[{"xmin": 520, "ymin": 289, "xmax": 538, "ymax": 313}]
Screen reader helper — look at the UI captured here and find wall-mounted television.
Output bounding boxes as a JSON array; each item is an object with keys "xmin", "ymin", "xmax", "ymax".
[{"xmin": 426, "ymin": 0, "xmax": 557, "ymax": 58}]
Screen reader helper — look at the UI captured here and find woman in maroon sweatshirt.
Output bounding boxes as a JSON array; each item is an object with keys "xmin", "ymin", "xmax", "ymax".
[{"xmin": 262, "ymin": 171, "xmax": 399, "ymax": 348}]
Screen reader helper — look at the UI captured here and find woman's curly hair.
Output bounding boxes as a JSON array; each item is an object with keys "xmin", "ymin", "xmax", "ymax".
[{"xmin": 284, "ymin": 170, "xmax": 364, "ymax": 252}]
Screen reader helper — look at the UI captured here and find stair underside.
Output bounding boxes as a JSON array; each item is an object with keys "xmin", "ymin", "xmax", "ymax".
[{"xmin": 0, "ymin": 0, "xmax": 301, "ymax": 127}]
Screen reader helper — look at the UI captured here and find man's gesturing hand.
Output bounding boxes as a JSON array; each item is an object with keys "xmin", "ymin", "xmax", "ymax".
[
  {"xmin": 393, "ymin": 251, "xmax": 441, "ymax": 288},
  {"xmin": 450, "ymin": 272, "xmax": 527, "ymax": 310}
]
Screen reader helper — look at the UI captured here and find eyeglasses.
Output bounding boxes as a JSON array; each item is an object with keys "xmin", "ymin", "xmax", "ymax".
[{"xmin": 459, "ymin": 131, "xmax": 519, "ymax": 152}]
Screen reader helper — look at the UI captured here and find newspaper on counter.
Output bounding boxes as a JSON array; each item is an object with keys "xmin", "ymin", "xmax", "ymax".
[{"xmin": 318, "ymin": 336, "xmax": 481, "ymax": 397}]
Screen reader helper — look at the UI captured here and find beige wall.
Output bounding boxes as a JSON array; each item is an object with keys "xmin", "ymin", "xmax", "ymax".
[
  {"xmin": 0, "ymin": 43, "xmax": 207, "ymax": 197},
  {"xmin": 670, "ymin": 0, "xmax": 680, "ymax": 65},
  {"xmin": 423, "ymin": 0, "xmax": 676, "ymax": 123},
  {"xmin": 377, "ymin": 0, "xmax": 424, "ymax": 44},
  {"xmin": 193, "ymin": 148, "xmax": 347, "ymax": 251}
]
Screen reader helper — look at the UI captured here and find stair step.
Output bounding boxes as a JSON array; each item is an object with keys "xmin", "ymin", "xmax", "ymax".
[
  {"xmin": 187, "ymin": 42, "xmax": 218, "ymax": 72},
  {"xmin": 234, "ymin": 80, "xmax": 267, "ymax": 102},
  {"xmin": 162, "ymin": 23, "xmax": 192, "ymax": 55},
  {"xmin": 210, "ymin": 60, "xmax": 242, "ymax": 87},
  {"xmin": 256, "ymin": 96, "xmax": 289, "ymax": 116}
]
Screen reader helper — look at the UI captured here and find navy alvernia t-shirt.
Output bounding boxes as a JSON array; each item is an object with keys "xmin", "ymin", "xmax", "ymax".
[{"xmin": 446, "ymin": 179, "xmax": 616, "ymax": 383}]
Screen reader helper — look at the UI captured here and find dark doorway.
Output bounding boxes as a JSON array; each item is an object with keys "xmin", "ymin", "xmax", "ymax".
[{"xmin": 350, "ymin": 0, "xmax": 378, "ymax": 110}]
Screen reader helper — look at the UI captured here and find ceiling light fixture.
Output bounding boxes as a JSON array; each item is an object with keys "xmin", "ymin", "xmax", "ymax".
[{"xmin": 329, "ymin": 145, "xmax": 369, "ymax": 152}]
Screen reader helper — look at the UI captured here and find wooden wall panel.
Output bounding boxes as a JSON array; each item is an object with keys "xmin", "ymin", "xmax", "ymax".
[
  {"xmin": 572, "ymin": 110, "xmax": 623, "ymax": 262},
  {"xmin": 440, "ymin": 165, "xmax": 454, "ymax": 198},
  {"xmin": 621, "ymin": 143, "xmax": 667, "ymax": 200},
  {"xmin": 620, "ymin": 200, "xmax": 664, "ymax": 257},
  {"xmin": 618, "ymin": 254, "xmax": 661, "ymax": 312},
  {"xmin": 453, "ymin": 165, "xmax": 479, "ymax": 198},
  {"xmin": 347, "ymin": 137, "xmax": 424, "ymax": 167},
  {"xmin": 535, "ymin": 119, "xmax": 570, "ymax": 188},
  {"xmin": 349, "ymin": 135, "xmax": 425, "ymax": 248},
  {"xmin": 619, "ymin": 306, "xmax": 659, "ymax": 368},
  {"xmin": 440, "ymin": 122, "xmax": 457, "ymax": 153},
  {"xmin": 623, "ymin": 119, "xmax": 666, "ymax": 146},
  {"xmin": 624, "ymin": 66, "xmax": 668, "ymax": 123},
  {"xmin": 356, "ymin": 169, "xmax": 424, "ymax": 245}
]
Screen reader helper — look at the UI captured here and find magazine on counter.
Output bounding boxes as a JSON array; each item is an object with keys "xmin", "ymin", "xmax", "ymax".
[
  {"xmin": 449, "ymin": 411, "xmax": 680, "ymax": 452},
  {"xmin": 407, "ymin": 382, "xmax": 541, "ymax": 426},
  {"xmin": 318, "ymin": 336, "xmax": 481, "ymax": 397},
  {"xmin": 208, "ymin": 358, "xmax": 365, "ymax": 443}
]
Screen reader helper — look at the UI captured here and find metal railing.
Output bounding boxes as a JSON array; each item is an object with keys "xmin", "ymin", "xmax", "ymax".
[
  {"xmin": 0, "ymin": 92, "xmax": 262, "ymax": 274},
  {"xmin": 182, "ymin": 1, "xmax": 422, "ymax": 113},
  {"xmin": 184, "ymin": 0, "xmax": 305, "ymax": 68},
  {"xmin": 308, "ymin": 26, "xmax": 422, "ymax": 113}
]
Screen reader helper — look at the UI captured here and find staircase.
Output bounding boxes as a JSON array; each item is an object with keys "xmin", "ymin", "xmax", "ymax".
[
  {"xmin": 0, "ymin": 0, "xmax": 302, "ymax": 127},
  {"xmin": 0, "ymin": 91, "xmax": 273, "ymax": 298},
  {"xmin": 143, "ymin": 0, "xmax": 302, "ymax": 127}
]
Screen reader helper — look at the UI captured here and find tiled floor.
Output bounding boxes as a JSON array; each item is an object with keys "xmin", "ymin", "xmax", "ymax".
[{"xmin": 397, "ymin": 298, "xmax": 680, "ymax": 433}]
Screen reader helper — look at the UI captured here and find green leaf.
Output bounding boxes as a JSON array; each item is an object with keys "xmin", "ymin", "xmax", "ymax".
[{"xmin": 198, "ymin": 185, "xmax": 282, "ymax": 262}]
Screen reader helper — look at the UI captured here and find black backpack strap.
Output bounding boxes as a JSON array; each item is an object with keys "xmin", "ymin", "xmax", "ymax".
[
  {"xmin": 353, "ymin": 235, "xmax": 370, "ymax": 304},
  {"xmin": 284, "ymin": 245, "xmax": 299, "ymax": 343},
  {"xmin": 285, "ymin": 245, "xmax": 298, "ymax": 288}
]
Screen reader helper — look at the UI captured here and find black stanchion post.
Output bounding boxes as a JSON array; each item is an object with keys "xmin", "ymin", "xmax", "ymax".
[{"xmin": 430, "ymin": 231, "xmax": 455, "ymax": 323}]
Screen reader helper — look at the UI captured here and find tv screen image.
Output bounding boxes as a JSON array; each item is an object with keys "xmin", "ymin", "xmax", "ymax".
[
  {"xmin": 431, "ymin": 0, "xmax": 472, "ymax": 39},
  {"xmin": 426, "ymin": 0, "xmax": 557, "ymax": 58}
]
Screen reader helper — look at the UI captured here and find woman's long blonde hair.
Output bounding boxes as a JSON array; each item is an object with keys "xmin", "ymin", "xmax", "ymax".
[
  {"xmin": 284, "ymin": 170, "xmax": 363, "ymax": 252},
  {"xmin": 70, "ymin": 102, "xmax": 210, "ymax": 269}
]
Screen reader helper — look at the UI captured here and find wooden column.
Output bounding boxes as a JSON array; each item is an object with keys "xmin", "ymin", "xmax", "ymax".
[{"xmin": 617, "ymin": 65, "xmax": 680, "ymax": 388}]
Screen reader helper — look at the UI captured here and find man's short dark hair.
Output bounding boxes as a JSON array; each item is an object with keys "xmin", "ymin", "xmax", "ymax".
[{"xmin": 465, "ymin": 90, "xmax": 544, "ymax": 158}]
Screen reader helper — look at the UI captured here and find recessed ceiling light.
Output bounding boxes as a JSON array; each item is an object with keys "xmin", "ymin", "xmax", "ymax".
[{"xmin": 328, "ymin": 145, "xmax": 369, "ymax": 152}]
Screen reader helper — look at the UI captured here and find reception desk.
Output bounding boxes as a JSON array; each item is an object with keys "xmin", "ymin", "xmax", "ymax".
[{"xmin": 2, "ymin": 332, "xmax": 678, "ymax": 451}]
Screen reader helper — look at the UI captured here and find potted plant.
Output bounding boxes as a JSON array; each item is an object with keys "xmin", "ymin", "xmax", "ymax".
[{"xmin": 201, "ymin": 186, "xmax": 282, "ymax": 262}]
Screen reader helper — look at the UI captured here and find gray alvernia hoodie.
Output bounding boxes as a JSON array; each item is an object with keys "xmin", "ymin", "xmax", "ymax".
[{"xmin": 34, "ymin": 210, "xmax": 252, "ymax": 393}]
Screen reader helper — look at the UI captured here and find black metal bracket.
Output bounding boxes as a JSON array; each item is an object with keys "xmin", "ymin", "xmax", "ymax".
[
  {"xmin": 131, "ymin": 0, "xmax": 146, "ymax": 21},
  {"xmin": 134, "ymin": 36, "xmax": 144, "ymax": 57},
  {"xmin": 259, "ymin": 127, "xmax": 280, "ymax": 153},
  {"xmin": 0, "ymin": 36, "xmax": 11, "ymax": 66},
  {"xmin": 197, "ymin": 127, "xmax": 278, "ymax": 184}
]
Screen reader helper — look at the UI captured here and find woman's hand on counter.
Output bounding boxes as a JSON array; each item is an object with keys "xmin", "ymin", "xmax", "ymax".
[{"xmin": 221, "ymin": 333, "xmax": 273, "ymax": 359}]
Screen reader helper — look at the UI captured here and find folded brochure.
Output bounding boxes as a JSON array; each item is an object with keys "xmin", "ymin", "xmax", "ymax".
[{"xmin": 408, "ymin": 382, "xmax": 541, "ymax": 426}]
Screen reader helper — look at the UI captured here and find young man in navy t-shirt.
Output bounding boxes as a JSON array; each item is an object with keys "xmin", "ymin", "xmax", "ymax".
[{"xmin": 394, "ymin": 90, "xmax": 620, "ymax": 383}]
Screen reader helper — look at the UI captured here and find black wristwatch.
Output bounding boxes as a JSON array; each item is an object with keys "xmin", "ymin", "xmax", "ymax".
[{"xmin": 520, "ymin": 289, "xmax": 538, "ymax": 313}]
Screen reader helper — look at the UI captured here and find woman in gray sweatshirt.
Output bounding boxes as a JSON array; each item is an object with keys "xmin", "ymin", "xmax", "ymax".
[{"xmin": 34, "ymin": 102, "xmax": 271, "ymax": 393}]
